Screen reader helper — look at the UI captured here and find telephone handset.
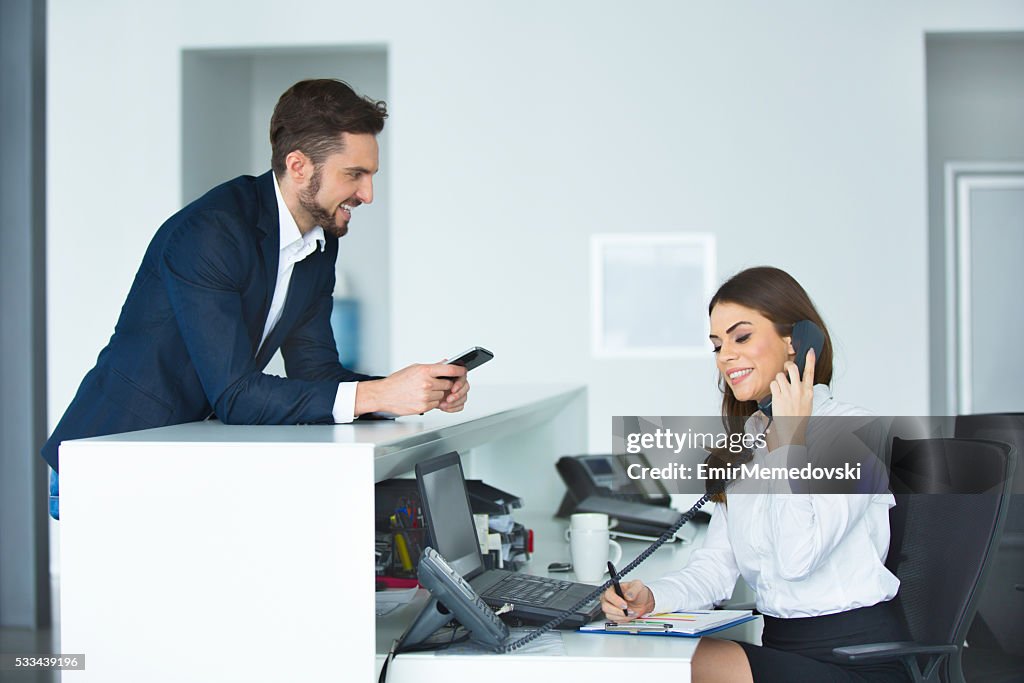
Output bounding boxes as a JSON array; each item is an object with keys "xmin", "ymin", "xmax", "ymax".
[{"xmin": 757, "ymin": 319, "xmax": 825, "ymax": 419}]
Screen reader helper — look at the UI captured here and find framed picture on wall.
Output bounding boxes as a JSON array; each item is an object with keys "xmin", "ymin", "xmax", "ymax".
[{"xmin": 590, "ymin": 233, "xmax": 716, "ymax": 358}]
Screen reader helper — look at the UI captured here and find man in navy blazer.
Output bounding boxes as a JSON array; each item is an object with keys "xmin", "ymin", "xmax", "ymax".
[{"xmin": 43, "ymin": 80, "xmax": 469, "ymax": 498}]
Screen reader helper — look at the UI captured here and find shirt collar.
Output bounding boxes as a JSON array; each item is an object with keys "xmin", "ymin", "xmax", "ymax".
[
  {"xmin": 811, "ymin": 383, "xmax": 834, "ymax": 413},
  {"xmin": 273, "ymin": 173, "xmax": 325, "ymax": 256}
]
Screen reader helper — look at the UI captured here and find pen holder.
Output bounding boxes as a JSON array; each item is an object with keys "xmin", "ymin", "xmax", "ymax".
[{"xmin": 389, "ymin": 526, "xmax": 430, "ymax": 578}]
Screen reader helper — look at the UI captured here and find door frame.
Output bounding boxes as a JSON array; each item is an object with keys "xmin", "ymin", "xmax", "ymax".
[{"xmin": 944, "ymin": 162, "xmax": 1024, "ymax": 413}]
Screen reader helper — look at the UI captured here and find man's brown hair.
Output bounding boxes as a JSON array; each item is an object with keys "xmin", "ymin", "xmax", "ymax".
[{"xmin": 270, "ymin": 79, "xmax": 387, "ymax": 176}]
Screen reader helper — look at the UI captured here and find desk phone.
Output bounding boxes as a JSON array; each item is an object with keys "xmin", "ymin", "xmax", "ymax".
[{"xmin": 399, "ymin": 547, "xmax": 510, "ymax": 651}]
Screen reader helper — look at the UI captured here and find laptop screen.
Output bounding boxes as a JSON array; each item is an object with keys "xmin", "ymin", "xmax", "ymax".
[{"xmin": 415, "ymin": 452, "xmax": 485, "ymax": 580}]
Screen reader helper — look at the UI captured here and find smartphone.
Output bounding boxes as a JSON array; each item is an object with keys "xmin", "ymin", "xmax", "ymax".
[
  {"xmin": 445, "ymin": 346, "xmax": 494, "ymax": 373},
  {"xmin": 359, "ymin": 347, "xmax": 494, "ymax": 420},
  {"xmin": 757, "ymin": 320, "xmax": 824, "ymax": 419}
]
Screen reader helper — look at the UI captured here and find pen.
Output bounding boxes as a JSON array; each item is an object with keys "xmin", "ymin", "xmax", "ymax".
[
  {"xmin": 394, "ymin": 532, "xmax": 413, "ymax": 572},
  {"xmin": 607, "ymin": 561, "xmax": 629, "ymax": 617}
]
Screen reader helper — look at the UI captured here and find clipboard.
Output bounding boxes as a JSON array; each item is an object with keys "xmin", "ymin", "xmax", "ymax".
[{"xmin": 579, "ymin": 610, "xmax": 757, "ymax": 638}]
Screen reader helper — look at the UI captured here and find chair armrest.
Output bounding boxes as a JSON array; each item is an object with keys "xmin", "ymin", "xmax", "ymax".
[{"xmin": 832, "ymin": 641, "xmax": 957, "ymax": 663}]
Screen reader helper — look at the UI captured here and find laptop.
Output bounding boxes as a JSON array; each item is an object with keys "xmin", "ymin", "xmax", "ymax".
[{"xmin": 415, "ymin": 452, "xmax": 603, "ymax": 628}]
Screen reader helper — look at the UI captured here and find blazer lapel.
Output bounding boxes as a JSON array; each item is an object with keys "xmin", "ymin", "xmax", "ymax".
[
  {"xmin": 254, "ymin": 172, "xmax": 281, "ymax": 356},
  {"xmin": 258, "ymin": 247, "xmax": 320, "ymax": 365}
]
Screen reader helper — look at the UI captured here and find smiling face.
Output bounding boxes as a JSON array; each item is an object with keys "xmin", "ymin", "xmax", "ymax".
[
  {"xmin": 709, "ymin": 301, "xmax": 795, "ymax": 403},
  {"xmin": 295, "ymin": 132, "xmax": 379, "ymax": 238}
]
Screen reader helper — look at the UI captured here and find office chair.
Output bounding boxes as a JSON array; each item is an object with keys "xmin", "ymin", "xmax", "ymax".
[
  {"xmin": 955, "ymin": 414, "xmax": 1024, "ymax": 683},
  {"xmin": 880, "ymin": 416, "xmax": 956, "ymax": 470},
  {"xmin": 833, "ymin": 436, "xmax": 1016, "ymax": 683}
]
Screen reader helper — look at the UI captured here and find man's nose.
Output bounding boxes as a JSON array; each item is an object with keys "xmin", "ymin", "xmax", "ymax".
[{"xmin": 357, "ymin": 176, "xmax": 374, "ymax": 205}]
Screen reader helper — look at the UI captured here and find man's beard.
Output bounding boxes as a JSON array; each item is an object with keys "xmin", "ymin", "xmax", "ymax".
[{"xmin": 299, "ymin": 167, "xmax": 349, "ymax": 238}]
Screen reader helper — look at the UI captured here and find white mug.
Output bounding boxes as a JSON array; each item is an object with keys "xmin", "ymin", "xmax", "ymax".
[
  {"xmin": 568, "ymin": 512, "xmax": 611, "ymax": 531},
  {"xmin": 565, "ymin": 515, "xmax": 622, "ymax": 583}
]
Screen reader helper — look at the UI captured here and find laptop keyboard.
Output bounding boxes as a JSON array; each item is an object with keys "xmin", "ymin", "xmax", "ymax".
[{"xmin": 488, "ymin": 574, "xmax": 576, "ymax": 604}]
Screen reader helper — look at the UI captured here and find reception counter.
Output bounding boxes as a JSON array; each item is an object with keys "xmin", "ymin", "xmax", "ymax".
[
  {"xmin": 58, "ymin": 383, "xmax": 756, "ymax": 681},
  {"xmin": 57, "ymin": 384, "xmax": 588, "ymax": 681}
]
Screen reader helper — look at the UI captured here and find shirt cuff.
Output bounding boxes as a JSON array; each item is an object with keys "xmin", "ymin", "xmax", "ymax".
[
  {"xmin": 645, "ymin": 580, "xmax": 675, "ymax": 616},
  {"xmin": 333, "ymin": 382, "xmax": 359, "ymax": 423}
]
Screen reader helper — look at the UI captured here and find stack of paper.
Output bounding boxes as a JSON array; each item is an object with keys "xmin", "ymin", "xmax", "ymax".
[{"xmin": 375, "ymin": 587, "xmax": 419, "ymax": 617}]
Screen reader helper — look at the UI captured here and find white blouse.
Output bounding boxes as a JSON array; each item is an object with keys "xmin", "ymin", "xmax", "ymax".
[{"xmin": 646, "ymin": 385, "xmax": 900, "ymax": 618}]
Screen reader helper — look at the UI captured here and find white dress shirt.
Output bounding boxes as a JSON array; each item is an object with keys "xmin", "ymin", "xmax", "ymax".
[
  {"xmin": 262, "ymin": 175, "xmax": 358, "ymax": 423},
  {"xmin": 646, "ymin": 385, "xmax": 900, "ymax": 618}
]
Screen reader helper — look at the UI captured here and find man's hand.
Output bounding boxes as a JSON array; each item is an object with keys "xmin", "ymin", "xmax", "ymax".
[
  {"xmin": 439, "ymin": 375, "xmax": 470, "ymax": 413},
  {"xmin": 354, "ymin": 363, "xmax": 469, "ymax": 416},
  {"xmin": 437, "ymin": 358, "xmax": 471, "ymax": 413}
]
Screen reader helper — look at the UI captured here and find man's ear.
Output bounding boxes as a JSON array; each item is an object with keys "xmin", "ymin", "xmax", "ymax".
[{"xmin": 284, "ymin": 150, "xmax": 311, "ymax": 184}]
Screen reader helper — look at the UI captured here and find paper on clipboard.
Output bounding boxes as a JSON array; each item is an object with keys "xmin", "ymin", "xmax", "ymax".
[{"xmin": 579, "ymin": 610, "xmax": 756, "ymax": 637}]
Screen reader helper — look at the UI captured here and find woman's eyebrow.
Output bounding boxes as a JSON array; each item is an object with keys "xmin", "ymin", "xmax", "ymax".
[
  {"xmin": 709, "ymin": 321, "xmax": 752, "ymax": 340},
  {"xmin": 727, "ymin": 321, "xmax": 752, "ymax": 334}
]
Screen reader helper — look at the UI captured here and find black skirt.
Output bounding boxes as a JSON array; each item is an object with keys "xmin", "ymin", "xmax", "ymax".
[{"xmin": 734, "ymin": 601, "xmax": 912, "ymax": 683}]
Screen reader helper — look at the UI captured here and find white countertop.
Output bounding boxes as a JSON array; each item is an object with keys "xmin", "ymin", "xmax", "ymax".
[{"xmin": 69, "ymin": 383, "xmax": 585, "ymax": 481}]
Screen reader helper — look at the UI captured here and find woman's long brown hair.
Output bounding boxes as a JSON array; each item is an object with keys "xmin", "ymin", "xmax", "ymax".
[{"xmin": 705, "ymin": 267, "xmax": 834, "ymax": 502}]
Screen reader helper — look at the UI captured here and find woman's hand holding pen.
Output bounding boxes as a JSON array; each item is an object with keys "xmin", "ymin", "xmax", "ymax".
[
  {"xmin": 766, "ymin": 347, "xmax": 815, "ymax": 449},
  {"xmin": 601, "ymin": 580, "xmax": 654, "ymax": 623}
]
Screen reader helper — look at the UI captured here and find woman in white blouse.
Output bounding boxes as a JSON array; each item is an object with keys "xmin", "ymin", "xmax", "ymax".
[{"xmin": 601, "ymin": 267, "xmax": 909, "ymax": 683}]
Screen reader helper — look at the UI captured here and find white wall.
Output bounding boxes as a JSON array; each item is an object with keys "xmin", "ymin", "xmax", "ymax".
[
  {"xmin": 181, "ymin": 53, "xmax": 251, "ymax": 203},
  {"xmin": 47, "ymin": 1, "xmax": 1024, "ymax": 451}
]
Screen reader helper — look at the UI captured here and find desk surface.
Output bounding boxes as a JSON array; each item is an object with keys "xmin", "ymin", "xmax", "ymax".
[{"xmin": 376, "ymin": 511, "xmax": 762, "ymax": 680}]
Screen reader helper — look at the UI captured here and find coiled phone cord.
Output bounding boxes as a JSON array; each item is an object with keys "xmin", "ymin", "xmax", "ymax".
[{"xmin": 499, "ymin": 491, "xmax": 714, "ymax": 653}]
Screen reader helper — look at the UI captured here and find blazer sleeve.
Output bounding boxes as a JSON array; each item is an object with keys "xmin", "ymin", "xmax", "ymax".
[
  {"xmin": 280, "ymin": 262, "xmax": 379, "ymax": 384},
  {"xmin": 159, "ymin": 213, "xmax": 340, "ymax": 424}
]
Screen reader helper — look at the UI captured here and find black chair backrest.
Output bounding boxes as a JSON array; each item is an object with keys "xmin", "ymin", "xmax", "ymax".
[
  {"xmin": 954, "ymin": 414, "xmax": 1024, "ymax": 660},
  {"xmin": 955, "ymin": 413, "xmax": 1024, "ymax": 529},
  {"xmin": 886, "ymin": 437, "xmax": 1015, "ymax": 682}
]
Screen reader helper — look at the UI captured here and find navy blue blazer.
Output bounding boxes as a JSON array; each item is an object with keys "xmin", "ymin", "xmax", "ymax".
[{"xmin": 42, "ymin": 172, "xmax": 373, "ymax": 471}]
